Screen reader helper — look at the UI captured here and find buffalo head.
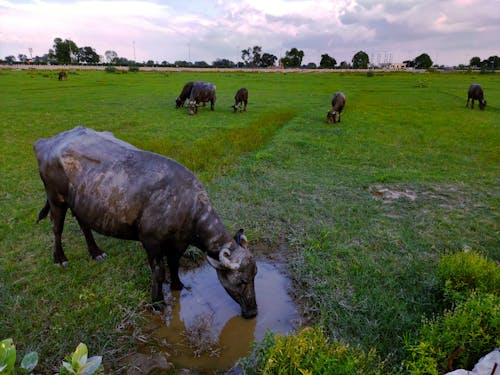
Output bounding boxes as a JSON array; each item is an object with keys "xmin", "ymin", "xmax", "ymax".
[
  {"xmin": 327, "ymin": 109, "xmax": 336, "ymax": 123},
  {"xmin": 479, "ymin": 99, "xmax": 487, "ymax": 110},
  {"xmin": 175, "ymin": 97, "xmax": 183, "ymax": 108},
  {"xmin": 207, "ymin": 230, "xmax": 258, "ymax": 319}
]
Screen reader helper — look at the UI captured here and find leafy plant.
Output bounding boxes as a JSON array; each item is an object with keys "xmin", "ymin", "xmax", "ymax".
[
  {"xmin": 404, "ymin": 293, "xmax": 500, "ymax": 374},
  {"xmin": 0, "ymin": 338, "xmax": 38, "ymax": 374},
  {"xmin": 241, "ymin": 327, "xmax": 383, "ymax": 375},
  {"xmin": 438, "ymin": 250, "xmax": 499, "ymax": 302},
  {"xmin": 59, "ymin": 343, "xmax": 103, "ymax": 375}
]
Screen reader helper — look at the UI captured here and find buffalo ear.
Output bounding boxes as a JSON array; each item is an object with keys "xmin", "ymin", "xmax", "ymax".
[{"xmin": 234, "ymin": 228, "xmax": 248, "ymax": 249}]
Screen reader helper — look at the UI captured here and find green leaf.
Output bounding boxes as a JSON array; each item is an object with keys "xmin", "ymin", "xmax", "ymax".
[
  {"xmin": 62, "ymin": 361, "xmax": 76, "ymax": 374},
  {"xmin": 0, "ymin": 338, "xmax": 16, "ymax": 372},
  {"xmin": 80, "ymin": 356, "xmax": 102, "ymax": 375},
  {"xmin": 20, "ymin": 351, "xmax": 38, "ymax": 372},
  {"xmin": 72, "ymin": 344, "xmax": 88, "ymax": 369}
]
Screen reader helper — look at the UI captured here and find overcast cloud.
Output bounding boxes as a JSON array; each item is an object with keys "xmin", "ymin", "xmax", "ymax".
[{"xmin": 0, "ymin": 0, "xmax": 498, "ymax": 66}]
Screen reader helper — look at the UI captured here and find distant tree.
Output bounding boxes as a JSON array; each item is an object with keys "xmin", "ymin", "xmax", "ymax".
[
  {"xmin": 53, "ymin": 38, "xmax": 79, "ymax": 64},
  {"xmin": 105, "ymin": 50, "xmax": 118, "ymax": 64},
  {"xmin": 304, "ymin": 62, "xmax": 317, "ymax": 69},
  {"xmin": 319, "ymin": 53, "xmax": 337, "ymax": 69},
  {"xmin": 414, "ymin": 53, "xmax": 433, "ymax": 69},
  {"xmin": 5, "ymin": 55, "xmax": 16, "ymax": 64},
  {"xmin": 174, "ymin": 60, "xmax": 192, "ymax": 67},
  {"xmin": 194, "ymin": 61, "xmax": 209, "ymax": 67},
  {"xmin": 77, "ymin": 46, "xmax": 100, "ymax": 64},
  {"xmin": 113, "ymin": 57, "xmax": 132, "ymax": 65},
  {"xmin": 484, "ymin": 55, "xmax": 500, "ymax": 69},
  {"xmin": 241, "ymin": 47, "xmax": 251, "ymax": 66},
  {"xmin": 339, "ymin": 61, "xmax": 350, "ymax": 69},
  {"xmin": 352, "ymin": 51, "xmax": 369, "ymax": 69},
  {"xmin": 241, "ymin": 46, "xmax": 264, "ymax": 67},
  {"xmin": 212, "ymin": 58, "xmax": 235, "ymax": 68},
  {"xmin": 260, "ymin": 53, "xmax": 277, "ymax": 68},
  {"xmin": 469, "ymin": 56, "xmax": 481, "ymax": 68},
  {"xmin": 17, "ymin": 54, "xmax": 28, "ymax": 63},
  {"xmin": 403, "ymin": 59, "xmax": 415, "ymax": 68},
  {"xmin": 280, "ymin": 47, "xmax": 304, "ymax": 68}
]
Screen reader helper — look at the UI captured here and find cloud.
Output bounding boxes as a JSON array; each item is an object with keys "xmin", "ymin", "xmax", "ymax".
[{"xmin": 0, "ymin": 0, "xmax": 498, "ymax": 65}]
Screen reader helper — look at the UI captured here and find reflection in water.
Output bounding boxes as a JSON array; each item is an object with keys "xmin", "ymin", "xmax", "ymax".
[{"xmin": 140, "ymin": 261, "xmax": 298, "ymax": 373}]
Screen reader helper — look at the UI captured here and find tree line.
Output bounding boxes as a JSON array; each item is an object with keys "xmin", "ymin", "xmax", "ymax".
[{"xmin": 2, "ymin": 37, "xmax": 499, "ymax": 70}]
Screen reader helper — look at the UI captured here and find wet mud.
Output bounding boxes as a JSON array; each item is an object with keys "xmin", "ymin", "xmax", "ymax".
[{"xmin": 135, "ymin": 260, "xmax": 299, "ymax": 374}]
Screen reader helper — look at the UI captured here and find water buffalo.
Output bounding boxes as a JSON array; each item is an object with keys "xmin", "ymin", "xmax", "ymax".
[
  {"xmin": 34, "ymin": 126, "xmax": 258, "ymax": 318},
  {"xmin": 58, "ymin": 71, "xmax": 67, "ymax": 81},
  {"xmin": 232, "ymin": 88, "xmax": 248, "ymax": 113},
  {"xmin": 466, "ymin": 84, "xmax": 486, "ymax": 110},
  {"xmin": 327, "ymin": 92, "xmax": 346, "ymax": 123},
  {"xmin": 175, "ymin": 81, "xmax": 194, "ymax": 108},
  {"xmin": 188, "ymin": 81, "xmax": 216, "ymax": 115}
]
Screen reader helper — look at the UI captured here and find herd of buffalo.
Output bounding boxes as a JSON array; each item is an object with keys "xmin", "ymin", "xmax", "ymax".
[
  {"xmin": 39, "ymin": 76, "xmax": 487, "ymax": 318},
  {"xmin": 172, "ymin": 79, "xmax": 487, "ymax": 122}
]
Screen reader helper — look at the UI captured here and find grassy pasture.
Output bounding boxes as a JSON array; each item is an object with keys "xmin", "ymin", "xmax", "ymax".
[{"xmin": 0, "ymin": 68, "xmax": 498, "ymax": 372}]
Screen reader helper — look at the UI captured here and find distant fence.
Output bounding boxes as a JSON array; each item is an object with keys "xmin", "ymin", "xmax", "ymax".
[{"xmin": 0, "ymin": 64, "xmax": 427, "ymax": 73}]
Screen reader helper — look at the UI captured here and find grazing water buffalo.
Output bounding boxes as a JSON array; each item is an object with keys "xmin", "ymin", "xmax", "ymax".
[
  {"xmin": 232, "ymin": 88, "xmax": 248, "ymax": 112},
  {"xmin": 34, "ymin": 126, "xmax": 258, "ymax": 318},
  {"xmin": 58, "ymin": 71, "xmax": 67, "ymax": 81},
  {"xmin": 327, "ymin": 92, "xmax": 346, "ymax": 123},
  {"xmin": 188, "ymin": 81, "xmax": 216, "ymax": 115},
  {"xmin": 175, "ymin": 81, "xmax": 194, "ymax": 108},
  {"xmin": 466, "ymin": 84, "xmax": 486, "ymax": 110}
]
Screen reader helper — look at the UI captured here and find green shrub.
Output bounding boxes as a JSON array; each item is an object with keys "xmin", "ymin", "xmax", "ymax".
[
  {"xmin": 438, "ymin": 250, "xmax": 500, "ymax": 301},
  {"xmin": 0, "ymin": 339, "xmax": 102, "ymax": 375},
  {"xmin": 104, "ymin": 66, "xmax": 116, "ymax": 73},
  {"xmin": 404, "ymin": 293, "xmax": 500, "ymax": 374},
  {"xmin": 0, "ymin": 338, "xmax": 38, "ymax": 374},
  {"xmin": 128, "ymin": 65, "xmax": 139, "ymax": 72},
  {"xmin": 242, "ymin": 327, "xmax": 383, "ymax": 375}
]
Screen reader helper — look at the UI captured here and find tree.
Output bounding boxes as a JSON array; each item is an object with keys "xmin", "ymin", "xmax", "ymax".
[
  {"xmin": 105, "ymin": 50, "xmax": 118, "ymax": 64},
  {"xmin": 414, "ymin": 53, "xmax": 433, "ymax": 69},
  {"xmin": 280, "ymin": 47, "xmax": 304, "ymax": 68},
  {"xmin": 77, "ymin": 46, "xmax": 100, "ymax": 64},
  {"xmin": 339, "ymin": 61, "xmax": 350, "ymax": 69},
  {"xmin": 484, "ymin": 55, "xmax": 500, "ymax": 70},
  {"xmin": 352, "ymin": 51, "xmax": 369, "ymax": 69},
  {"xmin": 5, "ymin": 55, "xmax": 16, "ymax": 64},
  {"xmin": 319, "ymin": 53, "xmax": 337, "ymax": 69},
  {"xmin": 53, "ymin": 38, "xmax": 78, "ymax": 64},
  {"xmin": 212, "ymin": 58, "xmax": 235, "ymax": 68},
  {"xmin": 469, "ymin": 56, "xmax": 481, "ymax": 68},
  {"xmin": 18, "ymin": 54, "xmax": 28, "ymax": 63},
  {"xmin": 241, "ymin": 46, "xmax": 264, "ymax": 67},
  {"xmin": 260, "ymin": 53, "xmax": 277, "ymax": 68},
  {"xmin": 403, "ymin": 59, "xmax": 415, "ymax": 68}
]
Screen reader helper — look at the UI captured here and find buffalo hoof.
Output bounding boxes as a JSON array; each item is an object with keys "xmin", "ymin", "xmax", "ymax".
[
  {"xmin": 242, "ymin": 308, "xmax": 258, "ymax": 319},
  {"xmin": 94, "ymin": 253, "xmax": 108, "ymax": 261},
  {"xmin": 55, "ymin": 261, "xmax": 69, "ymax": 268}
]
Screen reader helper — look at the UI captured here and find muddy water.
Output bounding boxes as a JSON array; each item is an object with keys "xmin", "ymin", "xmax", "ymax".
[{"xmin": 139, "ymin": 261, "xmax": 299, "ymax": 373}]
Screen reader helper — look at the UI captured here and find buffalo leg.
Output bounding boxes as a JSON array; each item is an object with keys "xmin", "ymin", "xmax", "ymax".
[
  {"xmin": 166, "ymin": 252, "xmax": 184, "ymax": 290},
  {"xmin": 50, "ymin": 203, "xmax": 69, "ymax": 265},
  {"xmin": 210, "ymin": 99, "xmax": 215, "ymax": 111},
  {"xmin": 73, "ymin": 214, "xmax": 107, "ymax": 261},
  {"xmin": 145, "ymin": 249, "xmax": 166, "ymax": 308}
]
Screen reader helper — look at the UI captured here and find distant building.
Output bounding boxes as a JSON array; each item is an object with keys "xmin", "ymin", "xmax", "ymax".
[{"xmin": 388, "ymin": 63, "xmax": 407, "ymax": 70}]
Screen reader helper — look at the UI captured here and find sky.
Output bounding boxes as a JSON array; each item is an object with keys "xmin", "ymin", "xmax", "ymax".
[{"xmin": 0, "ymin": 0, "xmax": 499, "ymax": 66}]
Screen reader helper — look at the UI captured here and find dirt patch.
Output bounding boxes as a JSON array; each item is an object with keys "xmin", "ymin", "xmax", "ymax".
[{"xmin": 370, "ymin": 185, "xmax": 417, "ymax": 202}]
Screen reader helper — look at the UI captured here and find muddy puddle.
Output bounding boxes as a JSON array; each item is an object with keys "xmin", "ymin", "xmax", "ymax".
[{"xmin": 135, "ymin": 261, "xmax": 299, "ymax": 374}]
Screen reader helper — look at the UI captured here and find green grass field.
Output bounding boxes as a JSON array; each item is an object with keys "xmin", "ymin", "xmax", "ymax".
[{"xmin": 0, "ymin": 68, "xmax": 498, "ymax": 372}]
